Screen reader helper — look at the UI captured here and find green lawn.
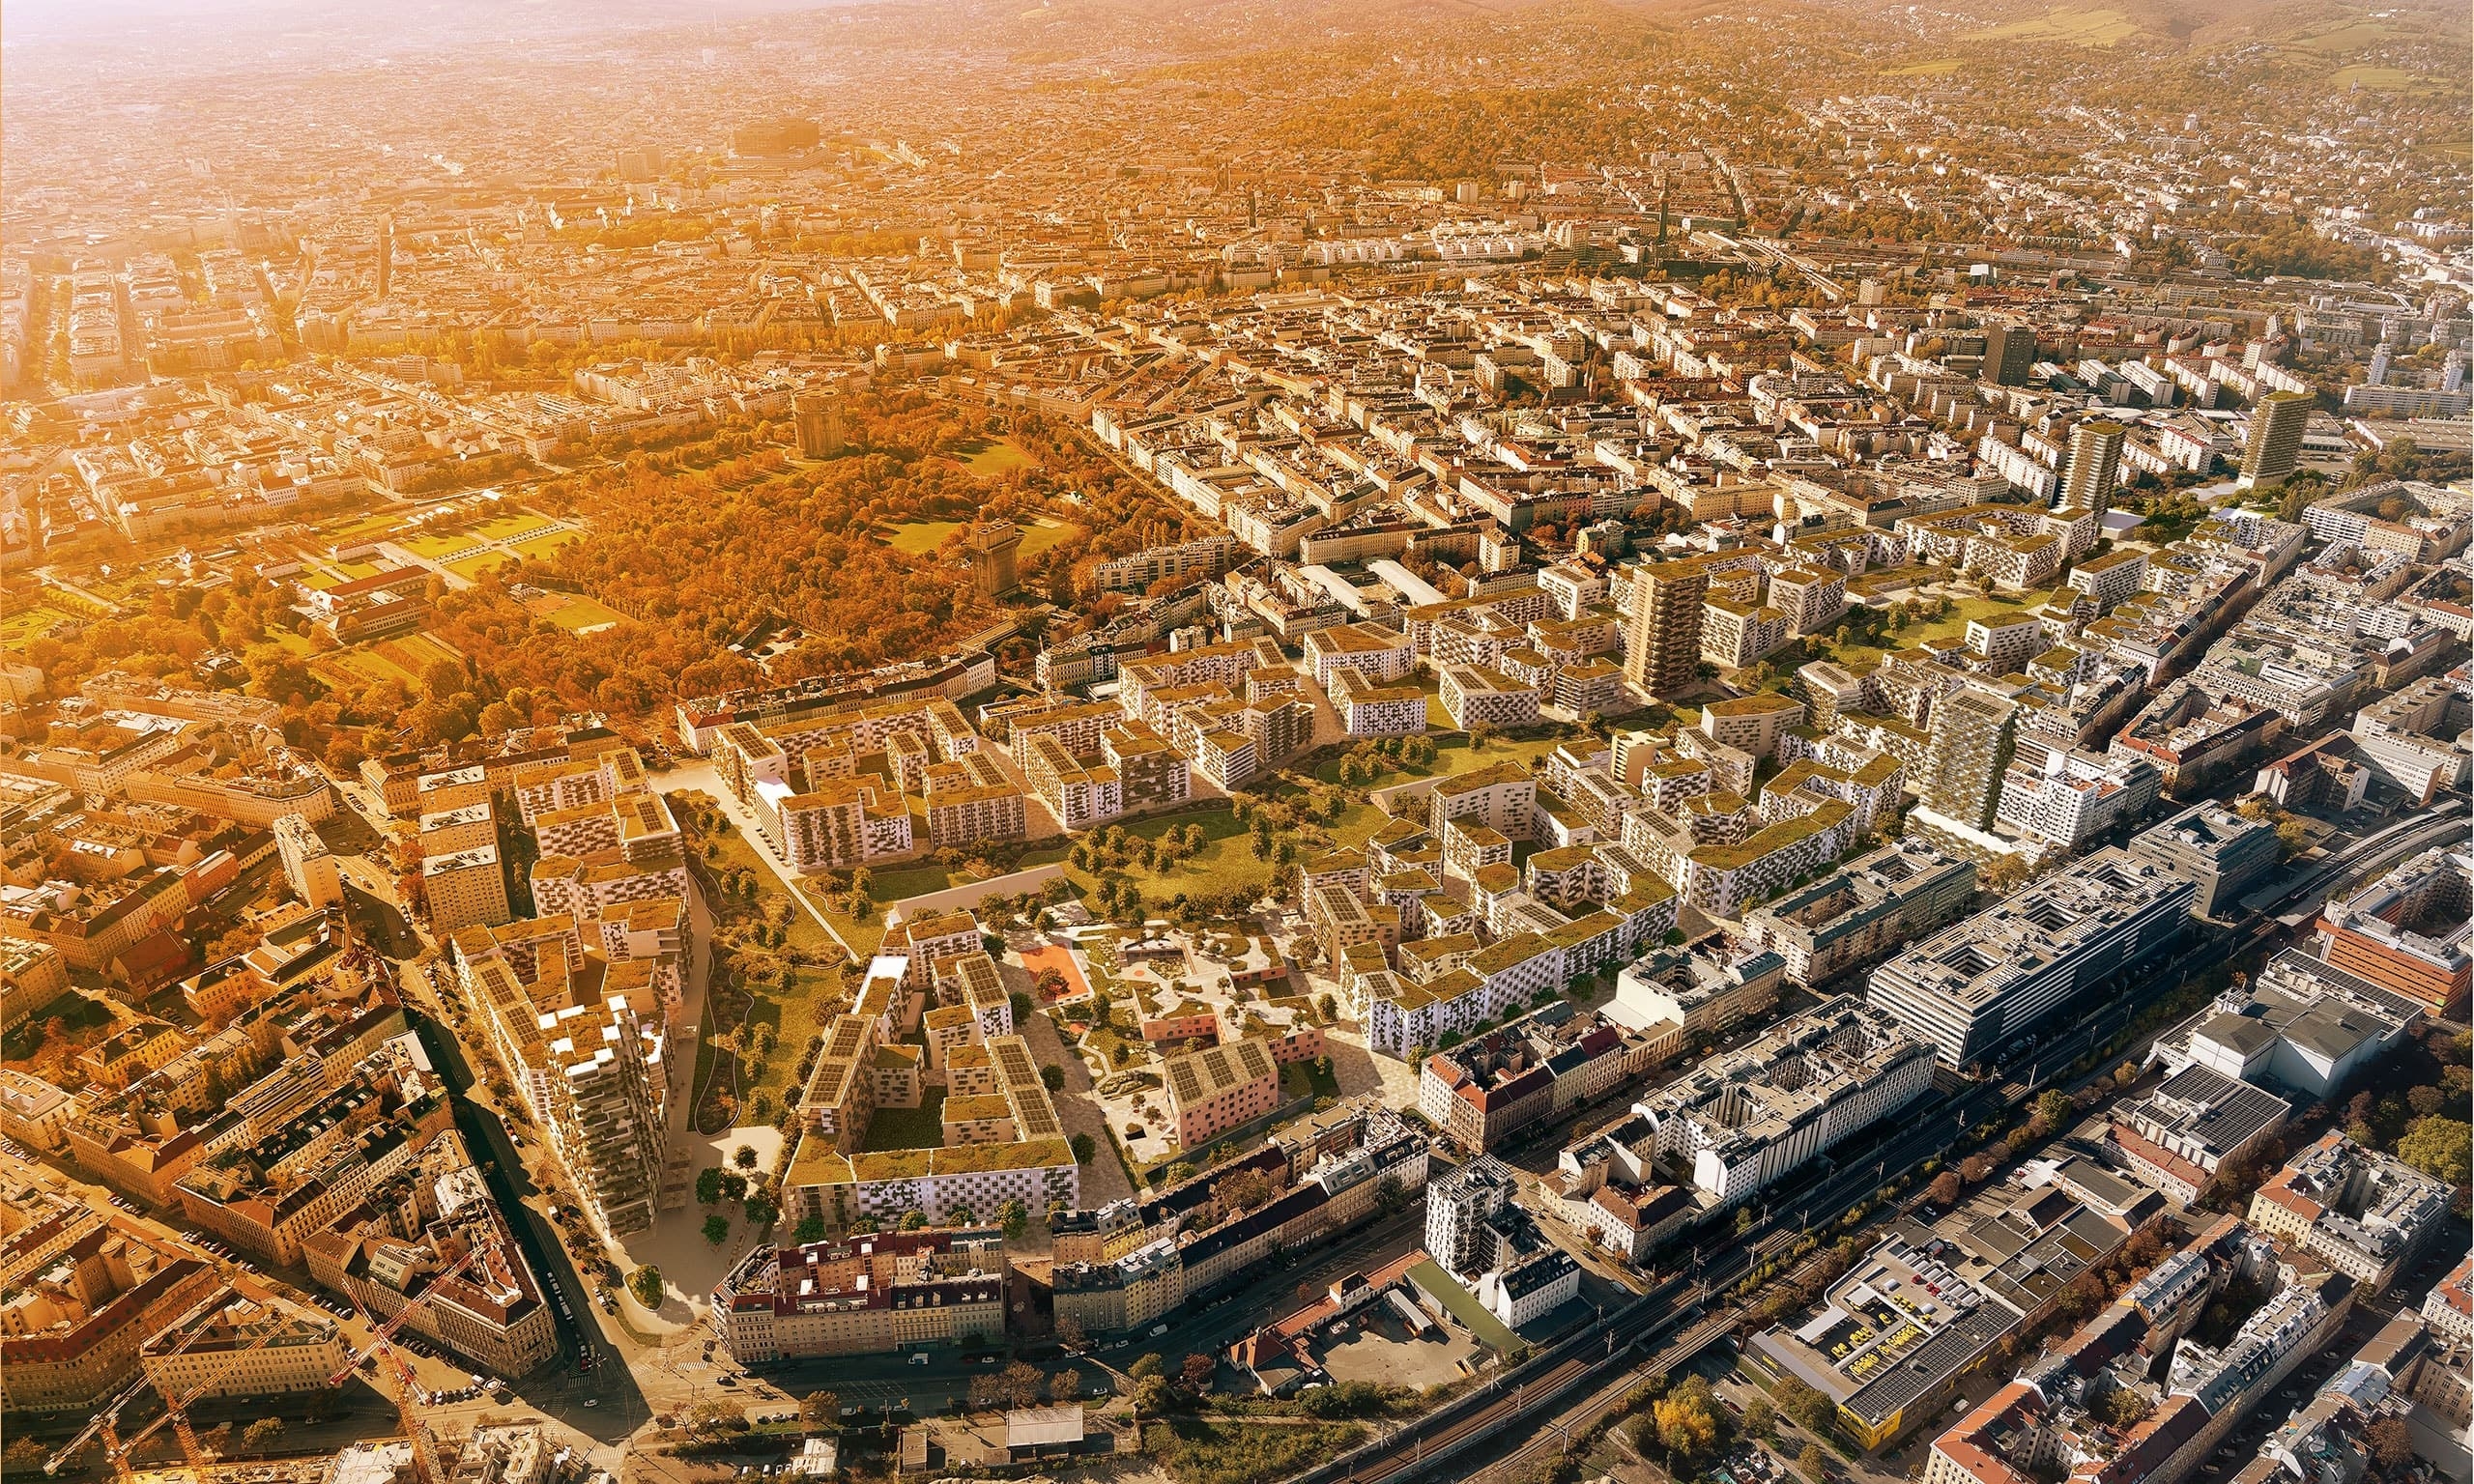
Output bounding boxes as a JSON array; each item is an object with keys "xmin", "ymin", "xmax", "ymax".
[
  {"xmin": 0, "ymin": 603, "xmax": 83, "ymax": 648},
  {"xmin": 861, "ymin": 1087, "xmax": 948, "ymax": 1152},
  {"xmin": 540, "ymin": 595, "xmax": 630, "ymax": 632},
  {"xmin": 956, "ymin": 438, "xmax": 1033, "ymax": 478},
  {"xmin": 1140, "ymin": 1418, "xmax": 1368, "ymax": 1484},
  {"xmin": 1018, "ymin": 517, "xmax": 1076, "ymax": 557},
  {"xmin": 1281, "ymin": 1058, "xmax": 1339, "ymax": 1101},
  {"xmin": 399, "ymin": 532, "xmax": 473, "ymax": 559},
  {"xmin": 511, "ymin": 529, "xmax": 581, "ymax": 561},
  {"xmin": 1827, "ymin": 593, "xmax": 2033, "ymax": 672},
  {"xmin": 1886, "ymin": 58, "xmax": 1961, "ymax": 75},
  {"xmin": 736, "ymin": 964, "xmax": 846, "ymax": 1112},
  {"xmin": 884, "ymin": 520, "xmax": 964, "ymax": 556},
  {"xmin": 1061, "ymin": 802, "xmax": 1282, "ymax": 903},
  {"xmin": 1967, "ymin": 5, "xmax": 2141, "ymax": 44}
]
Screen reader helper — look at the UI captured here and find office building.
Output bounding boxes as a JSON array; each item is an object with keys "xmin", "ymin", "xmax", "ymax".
[
  {"xmin": 2125, "ymin": 803, "xmax": 2282, "ymax": 920},
  {"xmin": 2237, "ymin": 392, "xmax": 2314, "ymax": 490},
  {"xmin": 2108, "ymin": 1065, "xmax": 2291, "ymax": 1206},
  {"xmin": 2313, "ymin": 848, "xmax": 2471, "ymax": 1019},
  {"xmin": 2060, "ymin": 420, "xmax": 2125, "ymax": 513},
  {"xmin": 2164, "ymin": 950, "xmax": 2420, "ymax": 1100},
  {"xmin": 1624, "ymin": 560, "xmax": 1708, "ymax": 698},
  {"xmin": 1868, "ymin": 849, "xmax": 2196, "ymax": 1069},
  {"xmin": 1985, "ymin": 324, "xmax": 2036, "ymax": 387}
]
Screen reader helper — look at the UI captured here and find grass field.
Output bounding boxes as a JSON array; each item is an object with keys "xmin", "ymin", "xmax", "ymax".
[
  {"xmin": 399, "ymin": 532, "xmax": 473, "ymax": 560},
  {"xmin": 1822, "ymin": 593, "xmax": 2034, "ymax": 674},
  {"xmin": 1968, "ymin": 6, "xmax": 2142, "ymax": 44},
  {"xmin": 536, "ymin": 594, "xmax": 630, "ymax": 632},
  {"xmin": 956, "ymin": 438, "xmax": 1033, "ymax": 478},
  {"xmin": 884, "ymin": 520, "xmax": 964, "ymax": 556},
  {"xmin": 2328, "ymin": 64, "xmax": 2428, "ymax": 91},
  {"xmin": 1018, "ymin": 516, "xmax": 1076, "ymax": 557},
  {"xmin": 2291, "ymin": 20, "xmax": 2395, "ymax": 50},
  {"xmin": 1887, "ymin": 58, "xmax": 1963, "ymax": 75},
  {"xmin": 511, "ymin": 529, "xmax": 580, "ymax": 560}
]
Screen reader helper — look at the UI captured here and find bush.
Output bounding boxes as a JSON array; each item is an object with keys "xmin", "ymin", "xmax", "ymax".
[{"xmin": 1139, "ymin": 1419, "xmax": 1366, "ymax": 1484}]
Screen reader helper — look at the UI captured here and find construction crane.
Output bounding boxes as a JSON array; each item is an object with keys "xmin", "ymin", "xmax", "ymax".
[
  {"xmin": 321, "ymin": 1247, "xmax": 482, "ymax": 1484},
  {"xmin": 43, "ymin": 1286, "xmax": 307, "ymax": 1481}
]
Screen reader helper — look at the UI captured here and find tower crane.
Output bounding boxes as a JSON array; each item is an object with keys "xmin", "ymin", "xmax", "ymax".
[
  {"xmin": 45, "ymin": 1288, "xmax": 314, "ymax": 1481},
  {"xmin": 320, "ymin": 1247, "xmax": 482, "ymax": 1484}
]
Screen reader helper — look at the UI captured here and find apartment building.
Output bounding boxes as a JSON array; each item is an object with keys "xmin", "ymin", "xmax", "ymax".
[
  {"xmin": 1439, "ymin": 664, "xmax": 1542, "ymax": 730},
  {"xmin": 1164, "ymin": 1037, "xmax": 1282, "ymax": 1148},
  {"xmin": 0, "ymin": 1224, "xmax": 218, "ymax": 1413},
  {"xmin": 1330, "ymin": 667, "xmax": 1430, "ymax": 737},
  {"xmin": 273, "ymin": 813, "xmax": 343, "ymax": 909},
  {"xmin": 422, "ymin": 845, "xmax": 511, "ymax": 935},
  {"xmin": 1623, "ymin": 559, "xmax": 1708, "ymax": 698},
  {"xmin": 1635, "ymin": 995, "xmax": 1934, "ymax": 1210},
  {"xmin": 1419, "ymin": 1002, "xmax": 1634, "ymax": 1153},
  {"xmin": 2247, "ymin": 1130, "xmax": 2450, "ymax": 1292},
  {"xmin": 1744, "ymin": 840, "xmax": 1977, "ymax": 987},
  {"xmin": 138, "ymin": 1289, "xmax": 345, "ymax": 1400},
  {"xmin": 710, "ymin": 1230, "xmax": 1009, "ymax": 1361}
]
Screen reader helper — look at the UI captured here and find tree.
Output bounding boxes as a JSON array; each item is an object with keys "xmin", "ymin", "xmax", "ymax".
[
  {"xmin": 1653, "ymin": 1391, "xmax": 1720, "ymax": 1462},
  {"xmin": 1128, "ymin": 1353, "xmax": 1164, "ymax": 1380},
  {"xmin": 703, "ymin": 1213, "xmax": 732, "ymax": 1246},
  {"xmin": 4, "ymin": 1438, "xmax": 49, "ymax": 1471},
  {"xmin": 2366, "ymin": 1415, "xmax": 2415, "ymax": 1472},
  {"xmin": 745, "ymin": 1193, "xmax": 779, "ymax": 1227},
  {"xmin": 794, "ymin": 1213, "xmax": 828, "ymax": 1244},
  {"xmin": 627, "ymin": 1265, "xmax": 664, "ymax": 1307},
  {"xmin": 1133, "ymin": 1373, "xmax": 1174, "ymax": 1415},
  {"xmin": 1928, "ymin": 1171, "xmax": 1963, "ymax": 1206},
  {"xmin": 994, "ymin": 1198, "xmax": 1030, "ymax": 1240},
  {"xmin": 697, "ymin": 1166, "xmax": 727, "ymax": 1205},
  {"xmin": 1056, "ymin": 1312, "xmax": 1088, "ymax": 1351},
  {"xmin": 243, "ymin": 1417, "xmax": 287, "ymax": 1451},
  {"xmin": 1960, "ymin": 1153, "xmax": 1997, "ymax": 1184},
  {"xmin": 1777, "ymin": 1376, "xmax": 1835, "ymax": 1434},
  {"xmin": 1797, "ymin": 1441, "xmax": 1831, "ymax": 1481},
  {"xmin": 1219, "ymin": 1168, "xmax": 1275, "ymax": 1213},
  {"xmin": 734, "ymin": 1144, "xmax": 761, "ymax": 1170},
  {"xmin": 1070, "ymin": 1132, "xmax": 1098, "ymax": 1164},
  {"xmin": 1041, "ymin": 1062, "xmax": 1065, "ymax": 1091},
  {"xmin": 2030, "ymin": 1090, "xmax": 2073, "ymax": 1136},
  {"xmin": 1181, "ymin": 1353, "xmax": 1218, "ymax": 1392},
  {"xmin": 999, "ymin": 1361, "xmax": 1045, "ymax": 1409},
  {"xmin": 2397, "ymin": 1117, "xmax": 2471, "ymax": 1185},
  {"xmin": 1742, "ymin": 1398, "xmax": 1775, "ymax": 1439},
  {"xmin": 802, "ymin": 1390, "xmax": 841, "ymax": 1424},
  {"xmin": 2101, "ymin": 1388, "xmax": 2153, "ymax": 1426}
]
